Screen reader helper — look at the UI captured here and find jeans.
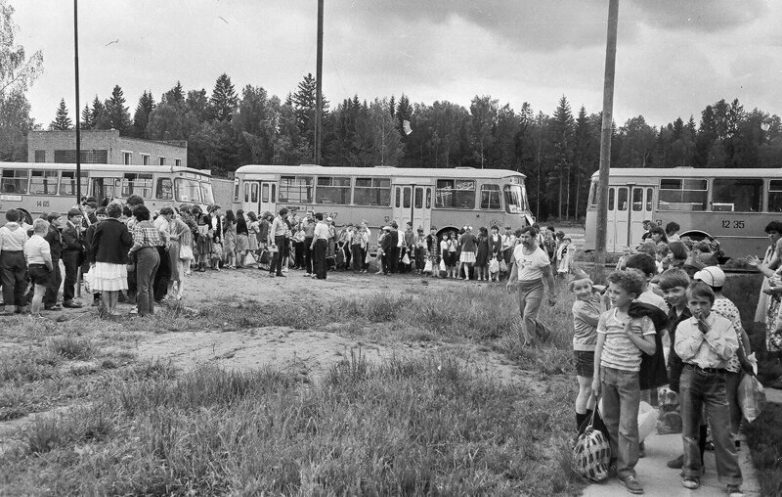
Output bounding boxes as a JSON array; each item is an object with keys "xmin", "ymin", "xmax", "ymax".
[
  {"xmin": 44, "ymin": 257, "xmax": 62, "ymax": 306},
  {"xmin": 0, "ymin": 251, "xmax": 27, "ymax": 307},
  {"xmin": 270, "ymin": 235, "xmax": 285, "ymax": 275},
  {"xmin": 153, "ymin": 246, "xmax": 170, "ymax": 302},
  {"xmin": 304, "ymin": 237, "xmax": 313, "ymax": 273},
  {"xmin": 516, "ymin": 279, "xmax": 549, "ymax": 342},
  {"xmin": 680, "ymin": 365, "xmax": 742, "ymax": 485},
  {"xmin": 136, "ymin": 247, "xmax": 160, "ymax": 316},
  {"xmin": 600, "ymin": 366, "xmax": 640, "ymax": 480}
]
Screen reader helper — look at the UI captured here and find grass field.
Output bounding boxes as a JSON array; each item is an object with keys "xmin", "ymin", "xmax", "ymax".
[{"xmin": 0, "ymin": 271, "xmax": 773, "ymax": 496}]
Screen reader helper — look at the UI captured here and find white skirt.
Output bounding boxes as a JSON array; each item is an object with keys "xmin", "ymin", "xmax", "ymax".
[
  {"xmin": 91, "ymin": 262, "xmax": 128, "ymax": 292},
  {"xmin": 459, "ymin": 251, "xmax": 476, "ymax": 263}
]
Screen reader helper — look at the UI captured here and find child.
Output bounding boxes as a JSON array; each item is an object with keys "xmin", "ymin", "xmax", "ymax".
[
  {"xmin": 24, "ymin": 219, "xmax": 53, "ymax": 316},
  {"xmin": 555, "ymin": 236, "xmax": 573, "ymax": 278},
  {"xmin": 570, "ymin": 274, "xmax": 604, "ymax": 432},
  {"xmin": 675, "ymin": 282, "xmax": 743, "ymax": 496},
  {"xmin": 592, "ymin": 270, "xmax": 656, "ymax": 495}
]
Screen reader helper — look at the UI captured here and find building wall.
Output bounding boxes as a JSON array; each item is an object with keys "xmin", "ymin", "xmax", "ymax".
[{"xmin": 27, "ymin": 130, "xmax": 187, "ymax": 167}]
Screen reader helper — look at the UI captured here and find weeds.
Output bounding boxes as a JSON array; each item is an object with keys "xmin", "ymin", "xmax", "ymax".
[{"xmin": 47, "ymin": 335, "xmax": 97, "ymax": 361}]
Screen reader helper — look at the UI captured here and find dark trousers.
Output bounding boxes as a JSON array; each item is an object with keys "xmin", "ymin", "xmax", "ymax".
[
  {"xmin": 62, "ymin": 250, "xmax": 81, "ymax": 303},
  {"xmin": 137, "ymin": 247, "xmax": 160, "ymax": 316},
  {"xmin": 304, "ymin": 237, "xmax": 313, "ymax": 273},
  {"xmin": 44, "ymin": 257, "xmax": 62, "ymax": 306},
  {"xmin": 153, "ymin": 246, "xmax": 170, "ymax": 302},
  {"xmin": 270, "ymin": 235, "xmax": 285, "ymax": 275},
  {"xmin": 382, "ymin": 251, "xmax": 392, "ymax": 274},
  {"xmin": 389, "ymin": 246, "xmax": 399, "ymax": 273},
  {"xmin": 0, "ymin": 251, "xmax": 27, "ymax": 307},
  {"xmin": 313, "ymin": 239, "xmax": 328, "ymax": 279},
  {"xmin": 351, "ymin": 244, "xmax": 365, "ymax": 271}
]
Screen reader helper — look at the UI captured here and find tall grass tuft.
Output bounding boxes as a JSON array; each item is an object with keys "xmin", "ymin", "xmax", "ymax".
[{"xmin": 47, "ymin": 335, "xmax": 97, "ymax": 360}]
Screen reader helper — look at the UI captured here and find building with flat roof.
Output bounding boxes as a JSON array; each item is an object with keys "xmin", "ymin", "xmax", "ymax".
[{"xmin": 28, "ymin": 129, "xmax": 187, "ymax": 167}]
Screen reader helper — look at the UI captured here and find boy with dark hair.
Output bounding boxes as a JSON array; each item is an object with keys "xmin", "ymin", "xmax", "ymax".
[
  {"xmin": 675, "ymin": 282, "xmax": 743, "ymax": 496},
  {"xmin": 592, "ymin": 270, "xmax": 657, "ymax": 494},
  {"xmin": 665, "ymin": 221, "xmax": 681, "ymax": 242}
]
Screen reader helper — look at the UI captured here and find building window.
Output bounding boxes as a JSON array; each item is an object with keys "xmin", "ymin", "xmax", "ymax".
[
  {"xmin": 175, "ymin": 159, "xmax": 181, "ymax": 167},
  {"xmin": 354, "ymin": 177, "xmax": 390, "ymax": 206},
  {"xmin": 1, "ymin": 169, "xmax": 29, "ymax": 194},
  {"xmin": 34, "ymin": 150, "xmax": 46, "ymax": 162},
  {"xmin": 156, "ymin": 178, "xmax": 173, "ymax": 200},
  {"xmin": 30, "ymin": 169, "xmax": 58, "ymax": 195},
  {"xmin": 769, "ymin": 180, "xmax": 782, "ymax": 213},
  {"xmin": 141, "ymin": 154, "xmax": 150, "ymax": 165},
  {"xmin": 435, "ymin": 179, "xmax": 475, "ymax": 209},
  {"xmin": 53, "ymin": 149, "xmax": 108, "ymax": 163},
  {"xmin": 279, "ymin": 176, "xmax": 313, "ymax": 203},
  {"xmin": 122, "ymin": 151, "xmax": 132, "ymax": 165},
  {"xmin": 315, "ymin": 176, "xmax": 350, "ymax": 204},
  {"xmin": 480, "ymin": 184, "xmax": 501, "ymax": 210},
  {"xmin": 159, "ymin": 157, "xmax": 166, "ymax": 166}
]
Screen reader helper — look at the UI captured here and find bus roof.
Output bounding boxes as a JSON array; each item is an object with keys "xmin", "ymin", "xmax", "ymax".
[
  {"xmin": 0, "ymin": 162, "xmax": 212, "ymax": 176},
  {"xmin": 236, "ymin": 164, "xmax": 526, "ymax": 180},
  {"xmin": 589, "ymin": 167, "xmax": 782, "ymax": 180}
]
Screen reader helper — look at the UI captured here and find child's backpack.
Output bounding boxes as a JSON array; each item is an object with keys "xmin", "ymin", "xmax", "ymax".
[{"xmin": 572, "ymin": 403, "xmax": 612, "ymax": 482}]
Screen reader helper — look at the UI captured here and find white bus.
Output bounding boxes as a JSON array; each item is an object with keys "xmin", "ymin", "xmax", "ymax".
[
  {"xmin": 0, "ymin": 162, "xmax": 214, "ymax": 222},
  {"xmin": 233, "ymin": 164, "xmax": 533, "ymax": 236},
  {"xmin": 584, "ymin": 167, "xmax": 782, "ymax": 257}
]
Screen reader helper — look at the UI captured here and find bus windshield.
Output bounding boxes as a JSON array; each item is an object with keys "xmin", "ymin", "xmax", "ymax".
[
  {"xmin": 175, "ymin": 178, "xmax": 202, "ymax": 203},
  {"xmin": 504, "ymin": 185, "xmax": 525, "ymax": 214},
  {"xmin": 200, "ymin": 181, "xmax": 214, "ymax": 205}
]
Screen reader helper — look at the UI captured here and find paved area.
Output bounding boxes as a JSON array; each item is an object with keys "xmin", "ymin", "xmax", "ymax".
[{"xmin": 581, "ymin": 430, "xmax": 761, "ymax": 497}]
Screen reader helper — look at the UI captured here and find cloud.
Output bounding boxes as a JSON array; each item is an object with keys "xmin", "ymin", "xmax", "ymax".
[{"xmin": 630, "ymin": 0, "xmax": 769, "ymax": 32}]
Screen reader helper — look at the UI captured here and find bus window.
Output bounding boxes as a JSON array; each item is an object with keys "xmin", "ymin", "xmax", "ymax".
[
  {"xmin": 244, "ymin": 182, "xmax": 250, "ymax": 202},
  {"xmin": 435, "ymin": 179, "xmax": 475, "ymax": 209},
  {"xmin": 395, "ymin": 187, "xmax": 401, "ymax": 208},
  {"xmin": 279, "ymin": 176, "xmax": 313, "ymax": 203},
  {"xmin": 261, "ymin": 183, "xmax": 269, "ymax": 203},
  {"xmin": 658, "ymin": 178, "xmax": 707, "ymax": 211},
  {"xmin": 233, "ymin": 179, "xmax": 240, "ymax": 201},
  {"xmin": 712, "ymin": 178, "xmax": 762, "ymax": 212},
  {"xmin": 60, "ymin": 171, "xmax": 89, "ymax": 197},
  {"xmin": 354, "ymin": 178, "xmax": 390, "ymax": 206},
  {"xmin": 414, "ymin": 187, "xmax": 422, "ymax": 209},
  {"xmin": 315, "ymin": 177, "xmax": 350, "ymax": 204},
  {"xmin": 769, "ymin": 180, "xmax": 782, "ymax": 212},
  {"xmin": 503, "ymin": 185, "xmax": 524, "ymax": 214},
  {"xmin": 91, "ymin": 178, "xmax": 121, "ymax": 202},
  {"xmin": 30, "ymin": 170, "xmax": 58, "ymax": 195},
  {"xmin": 618, "ymin": 188, "xmax": 628, "ymax": 211},
  {"xmin": 403, "ymin": 187, "xmax": 411, "ymax": 208},
  {"xmin": 174, "ymin": 177, "xmax": 201, "ymax": 203},
  {"xmin": 632, "ymin": 188, "xmax": 643, "ymax": 211},
  {"xmin": 251, "ymin": 183, "xmax": 258, "ymax": 203},
  {"xmin": 646, "ymin": 188, "xmax": 653, "ymax": 211},
  {"xmin": 608, "ymin": 188, "xmax": 614, "ymax": 210},
  {"xmin": 156, "ymin": 178, "xmax": 173, "ymax": 200},
  {"xmin": 588, "ymin": 181, "xmax": 597, "ymax": 207},
  {"xmin": 426, "ymin": 188, "xmax": 431, "ymax": 209},
  {"xmin": 200, "ymin": 182, "xmax": 214, "ymax": 204},
  {"xmin": 122, "ymin": 173, "xmax": 153, "ymax": 198},
  {"xmin": 271, "ymin": 184, "xmax": 276, "ymax": 202},
  {"xmin": 480, "ymin": 184, "xmax": 501, "ymax": 210},
  {"xmin": 1, "ymin": 168, "xmax": 28, "ymax": 194}
]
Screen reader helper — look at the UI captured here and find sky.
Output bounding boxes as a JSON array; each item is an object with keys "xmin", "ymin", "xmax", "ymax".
[{"xmin": 10, "ymin": 0, "xmax": 782, "ymax": 128}]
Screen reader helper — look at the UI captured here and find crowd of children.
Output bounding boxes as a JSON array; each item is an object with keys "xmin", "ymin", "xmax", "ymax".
[{"xmin": 568, "ymin": 224, "xmax": 767, "ymax": 496}]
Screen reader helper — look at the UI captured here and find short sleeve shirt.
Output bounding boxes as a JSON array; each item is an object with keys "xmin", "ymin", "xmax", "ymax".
[
  {"xmin": 512, "ymin": 244, "xmax": 550, "ymax": 281},
  {"xmin": 597, "ymin": 308, "xmax": 656, "ymax": 372}
]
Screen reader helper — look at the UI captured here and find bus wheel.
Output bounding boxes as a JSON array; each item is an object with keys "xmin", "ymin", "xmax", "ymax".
[{"xmin": 679, "ymin": 230, "xmax": 713, "ymax": 243}]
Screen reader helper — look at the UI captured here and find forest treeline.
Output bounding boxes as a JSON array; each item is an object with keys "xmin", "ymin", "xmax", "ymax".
[{"xmin": 7, "ymin": 73, "xmax": 782, "ymax": 221}]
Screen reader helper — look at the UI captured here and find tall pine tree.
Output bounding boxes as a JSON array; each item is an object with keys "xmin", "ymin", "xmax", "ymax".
[
  {"xmin": 210, "ymin": 73, "xmax": 238, "ymax": 121},
  {"xmin": 105, "ymin": 85, "xmax": 131, "ymax": 133},
  {"xmin": 131, "ymin": 90, "xmax": 155, "ymax": 138},
  {"xmin": 49, "ymin": 98, "xmax": 73, "ymax": 130}
]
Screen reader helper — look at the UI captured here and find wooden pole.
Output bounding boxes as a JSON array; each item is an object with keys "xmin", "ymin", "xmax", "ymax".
[
  {"xmin": 314, "ymin": 0, "xmax": 323, "ymax": 164},
  {"xmin": 595, "ymin": 0, "xmax": 619, "ymax": 263},
  {"xmin": 74, "ymin": 0, "xmax": 81, "ymax": 204}
]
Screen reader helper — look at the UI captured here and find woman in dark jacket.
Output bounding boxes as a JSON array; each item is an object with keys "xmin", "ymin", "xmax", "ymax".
[{"xmin": 90, "ymin": 201, "xmax": 134, "ymax": 317}]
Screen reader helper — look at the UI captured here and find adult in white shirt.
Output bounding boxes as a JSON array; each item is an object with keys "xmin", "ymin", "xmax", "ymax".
[
  {"xmin": 506, "ymin": 226, "xmax": 556, "ymax": 345},
  {"xmin": 309, "ymin": 212, "xmax": 330, "ymax": 280}
]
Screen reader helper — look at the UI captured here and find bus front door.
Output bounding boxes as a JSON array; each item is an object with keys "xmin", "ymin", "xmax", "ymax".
[
  {"xmin": 630, "ymin": 187, "xmax": 654, "ymax": 245},
  {"xmin": 259, "ymin": 182, "xmax": 277, "ymax": 216},
  {"xmin": 393, "ymin": 185, "xmax": 432, "ymax": 231},
  {"xmin": 242, "ymin": 181, "xmax": 259, "ymax": 214}
]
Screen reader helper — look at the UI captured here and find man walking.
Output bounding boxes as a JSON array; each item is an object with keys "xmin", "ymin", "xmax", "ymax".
[{"xmin": 506, "ymin": 226, "xmax": 556, "ymax": 345}]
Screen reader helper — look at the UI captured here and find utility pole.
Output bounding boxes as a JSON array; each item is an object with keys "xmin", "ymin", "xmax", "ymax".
[
  {"xmin": 314, "ymin": 0, "xmax": 323, "ymax": 164},
  {"xmin": 73, "ymin": 0, "xmax": 81, "ymax": 204},
  {"xmin": 595, "ymin": 0, "xmax": 619, "ymax": 263}
]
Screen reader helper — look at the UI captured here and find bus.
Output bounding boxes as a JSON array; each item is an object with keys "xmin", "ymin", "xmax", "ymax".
[
  {"xmin": 0, "ymin": 162, "xmax": 214, "ymax": 222},
  {"xmin": 584, "ymin": 167, "xmax": 782, "ymax": 257},
  {"xmin": 232, "ymin": 164, "xmax": 533, "ymax": 238}
]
